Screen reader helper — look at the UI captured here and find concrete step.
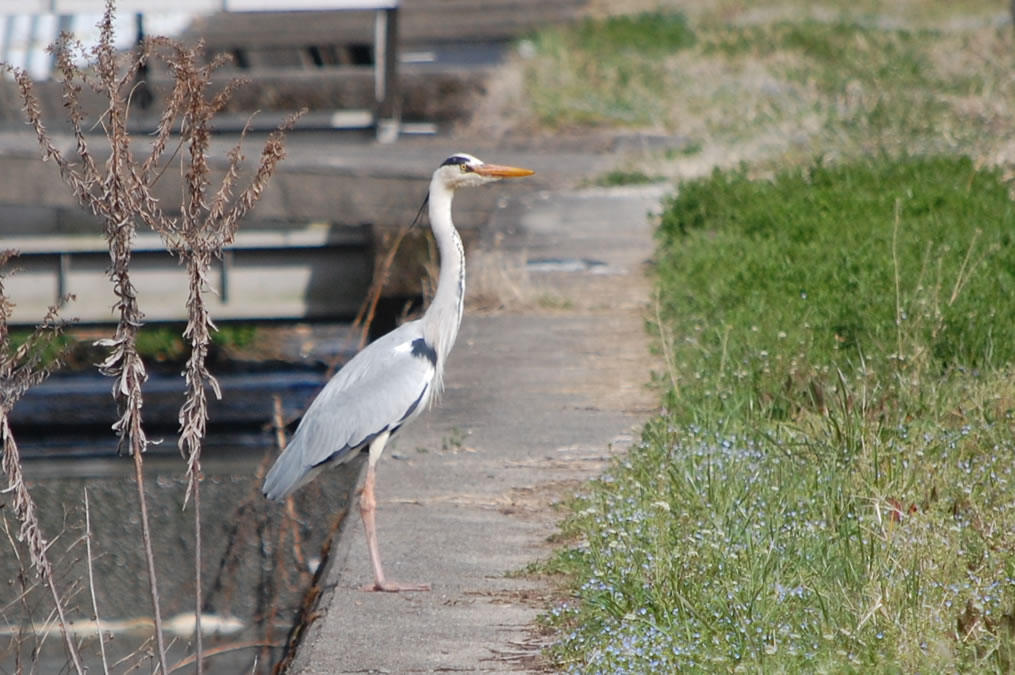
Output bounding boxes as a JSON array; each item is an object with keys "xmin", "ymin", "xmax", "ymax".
[
  {"xmin": 0, "ymin": 64, "xmax": 490, "ymax": 129},
  {"xmin": 4, "ymin": 228, "xmax": 372, "ymax": 325},
  {"xmin": 0, "ymin": 132, "xmax": 610, "ymax": 326},
  {"xmin": 186, "ymin": 0, "xmax": 588, "ymax": 51}
]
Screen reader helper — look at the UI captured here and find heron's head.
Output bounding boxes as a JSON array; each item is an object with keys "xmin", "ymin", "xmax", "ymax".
[{"xmin": 435, "ymin": 153, "xmax": 534, "ymax": 191}]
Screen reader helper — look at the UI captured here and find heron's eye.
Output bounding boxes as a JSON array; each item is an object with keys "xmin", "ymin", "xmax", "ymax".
[{"xmin": 459, "ymin": 164, "xmax": 472, "ymax": 174}]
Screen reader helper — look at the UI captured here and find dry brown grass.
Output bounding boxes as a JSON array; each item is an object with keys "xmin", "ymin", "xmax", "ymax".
[
  {"xmin": 508, "ymin": 5, "xmax": 1015, "ymax": 185},
  {"xmin": 654, "ymin": 0, "xmax": 1004, "ymax": 26},
  {"xmin": 465, "ymin": 248, "xmax": 539, "ymax": 314}
]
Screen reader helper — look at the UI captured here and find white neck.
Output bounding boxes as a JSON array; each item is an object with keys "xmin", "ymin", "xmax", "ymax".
[{"xmin": 420, "ymin": 177, "xmax": 465, "ymax": 391}]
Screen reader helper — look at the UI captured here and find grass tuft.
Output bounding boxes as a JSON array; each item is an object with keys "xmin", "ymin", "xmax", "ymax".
[
  {"xmin": 656, "ymin": 155, "xmax": 1015, "ymax": 423},
  {"xmin": 591, "ymin": 169, "xmax": 667, "ymax": 187},
  {"xmin": 522, "ymin": 12, "xmax": 695, "ymax": 129},
  {"xmin": 10, "ymin": 323, "xmax": 261, "ymax": 369},
  {"xmin": 574, "ymin": 11, "xmax": 696, "ymax": 54}
]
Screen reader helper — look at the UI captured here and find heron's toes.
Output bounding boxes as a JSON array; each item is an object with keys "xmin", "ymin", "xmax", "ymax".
[{"xmin": 360, "ymin": 580, "xmax": 431, "ymax": 593}]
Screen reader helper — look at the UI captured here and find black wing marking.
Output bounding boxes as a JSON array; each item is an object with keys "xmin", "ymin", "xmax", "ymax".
[{"xmin": 411, "ymin": 337, "xmax": 438, "ymax": 366}]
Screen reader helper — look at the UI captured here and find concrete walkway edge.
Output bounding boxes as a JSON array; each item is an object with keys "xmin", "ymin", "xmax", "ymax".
[{"xmin": 289, "ymin": 183, "xmax": 668, "ymax": 673}]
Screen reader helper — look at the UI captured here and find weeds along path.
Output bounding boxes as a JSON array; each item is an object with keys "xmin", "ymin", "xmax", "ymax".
[
  {"xmin": 539, "ymin": 158, "xmax": 1015, "ymax": 671},
  {"xmin": 289, "ymin": 185, "xmax": 664, "ymax": 673}
]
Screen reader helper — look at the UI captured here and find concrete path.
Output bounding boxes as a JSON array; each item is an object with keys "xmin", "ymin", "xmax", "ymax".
[{"xmin": 290, "ymin": 183, "xmax": 667, "ymax": 673}]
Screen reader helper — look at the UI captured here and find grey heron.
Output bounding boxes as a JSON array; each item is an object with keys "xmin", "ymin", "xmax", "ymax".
[{"xmin": 262, "ymin": 153, "xmax": 533, "ymax": 592}]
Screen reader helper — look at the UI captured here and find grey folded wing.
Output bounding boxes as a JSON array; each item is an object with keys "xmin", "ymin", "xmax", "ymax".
[{"xmin": 262, "ymin": 329, "xmax": 436, "ymax": 500}]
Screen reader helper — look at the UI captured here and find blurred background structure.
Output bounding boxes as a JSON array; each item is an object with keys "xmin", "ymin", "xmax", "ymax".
[
  {"xmin": 0, "ymin": 0, "xmax": 582, "ymax": 327},
  {"xmin": 6, "ymin": 1, "xmax": 1015, "ymax": 672},
  {"xmin": 0, "ymin": 3, "xmax": 584, "ymax": 670}
]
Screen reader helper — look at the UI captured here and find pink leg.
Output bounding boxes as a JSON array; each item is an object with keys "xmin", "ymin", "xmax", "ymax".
[{"xmin": 358, "ymin": 464, "xmax": 430, "ymax": 592}]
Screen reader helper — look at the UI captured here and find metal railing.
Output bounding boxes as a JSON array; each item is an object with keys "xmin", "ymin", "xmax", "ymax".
[
  {"xmin": 0, "ymin": 0, "xmax": 401, "ymax": 141},
  {"xmin": 4, "ymin": 227, "xmax": 373, "ymax": 325}
]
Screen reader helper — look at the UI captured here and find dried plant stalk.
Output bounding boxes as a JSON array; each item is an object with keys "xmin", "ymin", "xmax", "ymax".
[
  {"xmin": 10, "ymin": 26, "xmax": 166, "ymax": 668},
  {"xmin": 0, "ymin": 252, "xmax": 84, "ymax": 674},
  {"xmin": 14, "ymin": 7, "xmax": 172, "ymax": 670},
  {"xmin": 8, "ymin": 3, "xmax": 300, "ymax": 669},
  {"xmin": 7, "ymin": 1, "xmax": 302, "ymax": 670},
  {"xmin": 136, "ymin": 41, "xmax": 302, "ymax": 674},
  {"xmin": 83, "ymin": 488, "xmax": 111, "ymax": 674}
]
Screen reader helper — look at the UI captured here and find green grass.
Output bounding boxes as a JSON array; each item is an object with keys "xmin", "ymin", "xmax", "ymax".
[
  {"xmin": 698, "ymin": 21, "xmax": 964, "ymax": 147},
  {"xmin": 522, "ymin": 12, "xmax": 696, "ymax": 128},
  {"xmin": 684, "ymin": 0, "xmax": 1002, "ymax": 26},
  {"xmin": 704, "ymin": 22, "xmax": 943, "ymax": 98},
  {"xmin": 656, "ymin": 156, "xmax": 1015, "ymax": 423},
  {"xmin": 520, "ymin": 11, "xmax": 1015, "ymax": 165},
  {"xmin": 541, "ymin": 156, "xmax": 1015, "ymax": 672},
  {"xmin": 591, "ymin": 169, "xmax": 666, "ymax": 187},
  {"xmin": 135, "ymin": 323, "xmax": 260, "ymax": 364},
  {"xmin": 663, "ymin": 141, "xmax": 703, "ymax": 159},
  {"xmin": 572, "ymin": 11, "xmax": 696, "ymax": 55},
  {"xmin": 9, "ymin": 323, "xmax": 261, "ymax": 369}
]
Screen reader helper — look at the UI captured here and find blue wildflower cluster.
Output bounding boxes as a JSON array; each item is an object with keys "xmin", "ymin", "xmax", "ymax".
[{"xmin": 543, "ymin": 421, "xmax": 1015, "ymax": 672}]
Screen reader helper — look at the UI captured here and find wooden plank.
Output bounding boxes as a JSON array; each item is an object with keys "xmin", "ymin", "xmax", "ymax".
[
  {"xmin": 187, "ymin": 0, "xmax": 586, "ymax": 49},
  {"xmin": 6, "ymin": 228, "xmax": 367, "ymax": 253},
  {"xmin": 6, "ymin": 0, "xmax": 404, "ymax": 139},
  {"xmin": 3, "ymin": 65, "xmax": 485, "ymax": 127},
  {"xmin": 18, "ymin": 0, "xmax": 398, "ymax": 14},
  {"xmin": 226, "ymin": 0, "xmax": 398, "ymax": 10},
  {"xmin": 374, "ymin": 6, "xmax": 398, "ymax": 142}
]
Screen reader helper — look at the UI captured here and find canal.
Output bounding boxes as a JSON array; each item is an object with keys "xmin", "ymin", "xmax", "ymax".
[{"xmin": 2, "ymin": 326, "xmax": 366, "ymax": 673}]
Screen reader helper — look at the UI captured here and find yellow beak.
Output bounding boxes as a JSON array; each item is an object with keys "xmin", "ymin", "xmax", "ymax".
[{"xmin": 473, "ymin": 163, "xmax": 535, "ymax": 178}]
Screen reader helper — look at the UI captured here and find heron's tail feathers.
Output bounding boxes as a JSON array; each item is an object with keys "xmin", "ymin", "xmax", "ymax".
[{"xmin": 262, "ymin": 445, "xmax": 315, "ymax": 501}]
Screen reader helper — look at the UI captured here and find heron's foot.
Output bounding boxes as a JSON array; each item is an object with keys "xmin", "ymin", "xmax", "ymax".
[{"xmin": 359, "ymin": 580, "xmax": 431, "ymax": 593}]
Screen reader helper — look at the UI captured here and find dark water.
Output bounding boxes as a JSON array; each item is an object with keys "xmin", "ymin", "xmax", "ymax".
[
  {"xmin": 10, "ymin": 369, "xmax": 327, "ymax": 455},
  {"xmin": 2, "ymin": 374, "xmax": 364, "ymax": 674}
]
